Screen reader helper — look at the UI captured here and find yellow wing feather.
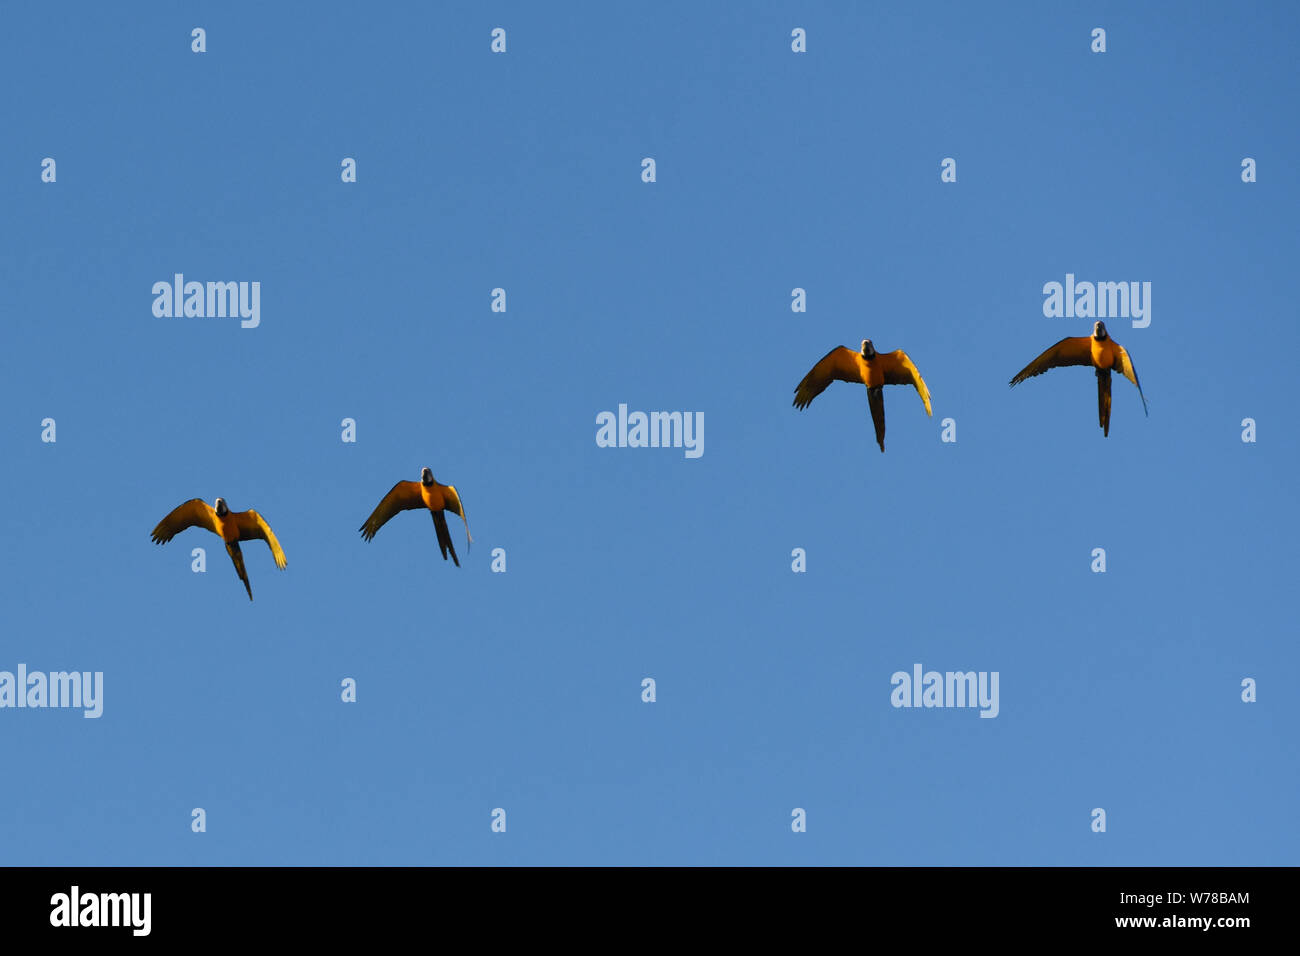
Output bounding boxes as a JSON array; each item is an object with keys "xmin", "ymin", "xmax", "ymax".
[
  {"xmin": 442, "ymin": 484, "xmax": 472, "ymax": 551},
  {"xmin": 359, "ymin": 481, "xmax": 424, "ymax": 541},
  {"xmin": 1111, "ymin": 343, "xmax": 1148, "ymax": 415},
  {"xmin": 1009, "ymin": 336, "xmax": 1094, "ymax": 386},
  {"xmin": 151, "ymin": 498, "xmax": 219, "ymax": 544},
  {"xmin": 234, "ymin": 509, "xmax": 287, "ymax": 569},
  {"xmin": 879, "ymin": 350, "xmax": 932, "ymax": 416},
  {"xmin": 793, "ymin": 347, "xmax": 865, "ymax": 409}
]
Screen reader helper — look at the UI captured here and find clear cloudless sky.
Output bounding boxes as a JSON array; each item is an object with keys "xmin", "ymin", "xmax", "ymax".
[{"xmin": 1, "ymin": 1, "xmax": 1296, "ymax": 865}]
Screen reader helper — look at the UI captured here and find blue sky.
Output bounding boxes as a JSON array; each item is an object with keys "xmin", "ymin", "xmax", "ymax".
[{"xmin": 1, "ymin": 1, "xmax": 1295, "ymax": 865}]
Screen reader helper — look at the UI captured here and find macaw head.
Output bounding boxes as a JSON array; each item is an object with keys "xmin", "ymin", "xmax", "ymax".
[
  {"xmin": 1093, "ymin": 321, "xmax": 1108, "ymax": 340},
  {"xmin": 860, "ymin": 339, "xmax": 877, "ymax": 359},
  {"xmin": 420, "ymin": 467, "xmax": 435, "ymax": 485},
  {"xmin": 214, "ymin": 497, "xmax": 229, "ymax": 517}
]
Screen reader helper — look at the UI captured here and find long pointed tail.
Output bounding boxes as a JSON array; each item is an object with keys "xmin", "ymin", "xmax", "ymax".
[
  {"xmin": 1097, "ymin": 369, "xmax": 1112, "ymax": 437},
  {"xmin": 226, "ymin": 541, "xmax": 253, "ymax": 601},
  {"xmin": 867, "ymin": 387, "xmax": 886, "ymax": 452},
  {"xmin": 432, "ymin": 511, "xmax": 460, "ymax": 567}
]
